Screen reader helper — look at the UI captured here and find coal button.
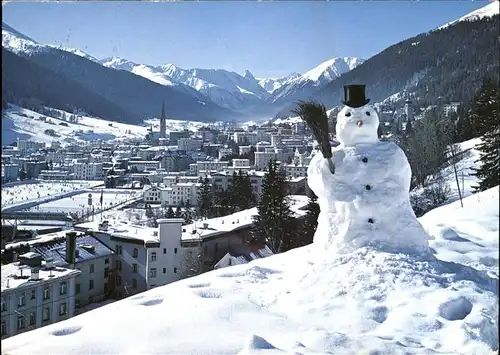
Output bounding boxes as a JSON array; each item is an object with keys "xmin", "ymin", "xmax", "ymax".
[
  {"xmin": 365, "ymin": 185, "xmax": 371, "ymax": 191},
  {"xmin": 362, "ymin": 157, "xmax": 368, "ymax": 163},
  {"xmin": 368, "ymin": 218, "xmax": 374, "ymax": 224}
]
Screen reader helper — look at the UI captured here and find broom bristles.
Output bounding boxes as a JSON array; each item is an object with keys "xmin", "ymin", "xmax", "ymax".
[{"xmin": 292, "ymin": 100, "xmax": 332, "ymax": 159}]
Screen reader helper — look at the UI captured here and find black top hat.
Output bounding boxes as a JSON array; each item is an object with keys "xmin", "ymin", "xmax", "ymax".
[{"xmin": 342, "ymin": 84, "xmax": 370, "ymax": 108}]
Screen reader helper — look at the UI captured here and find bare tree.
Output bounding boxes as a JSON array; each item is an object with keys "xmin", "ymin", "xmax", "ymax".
[{"xmin": 178, "ymin": 246, "xmax": 205, "ymax": 280}]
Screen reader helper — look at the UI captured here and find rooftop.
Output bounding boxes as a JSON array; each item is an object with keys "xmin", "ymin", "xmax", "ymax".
[
  {"xmin": 181, "ymin": 195, "xmax": 309, "ymax": 242},
  {"xmin": 1, "ymin": 261, "xmax": 80, "ymax": 292}
]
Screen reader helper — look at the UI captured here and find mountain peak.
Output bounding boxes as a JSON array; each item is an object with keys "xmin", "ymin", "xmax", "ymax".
[
  {"xmin": 438, "ymin": 0, "xmax": 499, "ymax": 30},
  {"xmin": 300, "ymin": 56, "xmax": 364, "ymax": 83},
  {"xmin": 243, "ymin": 69, "xmax": 256, "ymax": 81}
]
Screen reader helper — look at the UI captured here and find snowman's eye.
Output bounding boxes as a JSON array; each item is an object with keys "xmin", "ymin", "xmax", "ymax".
[
  {"xmin": 345, "ymin": 112, "xmax": 352, "ymax": 117},
  {"xmin": 365, "ymin": 111, "xmax": 371, "ymax": 116}
]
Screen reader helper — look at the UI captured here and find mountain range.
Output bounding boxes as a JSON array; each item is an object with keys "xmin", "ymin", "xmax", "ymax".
[{"xmin": 2, "ymin": 1, "xmax": 499, "ymax": 124}]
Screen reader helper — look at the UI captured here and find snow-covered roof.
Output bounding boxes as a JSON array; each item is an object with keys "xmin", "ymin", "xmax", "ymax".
[
  {"xmin": 181, "ymin": 195, "xmax": 309, "ymax": 242},
  {"xmin": 1, "ymin": 262, "xmax": 80, "ymax": 292}
]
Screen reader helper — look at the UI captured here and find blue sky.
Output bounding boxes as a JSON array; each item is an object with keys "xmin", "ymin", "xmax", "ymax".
[{"xmin": 2, "ymin": 1, "xmax": 489, "ymax": 78}]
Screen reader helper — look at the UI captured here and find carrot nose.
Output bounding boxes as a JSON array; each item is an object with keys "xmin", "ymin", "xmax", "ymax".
[{"xmin": 357, "ymin": 120, "xmax": 364, "ymax": 127}]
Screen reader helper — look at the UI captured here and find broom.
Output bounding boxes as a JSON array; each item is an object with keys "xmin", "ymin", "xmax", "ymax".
[{"xmin": 291, "ymin": 100, "xmax": 335, "ymax": 174}]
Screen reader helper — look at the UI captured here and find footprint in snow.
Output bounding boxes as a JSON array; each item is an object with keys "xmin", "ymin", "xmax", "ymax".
[
  {"xmin": 187, "ymin": 282, "xmax": 211, "ymax": 289},
  {"xmin": 438, "ymin": 296, "xmax": 473, "ymax": 321},
  {"xmin": 139, "ymin": 298, "xmax": 164, "ymax": 306},
  {"xmin": 51, "ymin": 326, "xmax": 83, "ymax": 336}
]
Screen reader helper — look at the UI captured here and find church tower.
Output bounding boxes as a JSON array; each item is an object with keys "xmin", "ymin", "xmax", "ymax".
[{"xmin": 160, "ymin": 101, "xmax": 167, "ymax": 139}]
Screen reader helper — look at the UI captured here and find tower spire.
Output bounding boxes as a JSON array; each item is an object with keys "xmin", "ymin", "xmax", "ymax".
[{"xmin": 160, "ymin": 100, "xmax": 167, "ymax": 139}]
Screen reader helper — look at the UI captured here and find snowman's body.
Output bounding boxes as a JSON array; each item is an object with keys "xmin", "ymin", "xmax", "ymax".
[{"xmin": 308, "ymin": 104, "xmax": 430, "ymax": 256}]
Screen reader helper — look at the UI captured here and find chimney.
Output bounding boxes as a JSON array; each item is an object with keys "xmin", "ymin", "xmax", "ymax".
[
  {"xmin": 30, "ymin": 268, "xmax": 40, "ymax": 281},
  {"xmin": 12, "ymin": 251, "xmax": 18, "ymax": 263},
  {"xmin": 203, "ymin": 223, "xmax": 208, "ymax": 229},
  {"xmin": 65, "ymin": 232, "xmax": 77, "ymax": 265}
]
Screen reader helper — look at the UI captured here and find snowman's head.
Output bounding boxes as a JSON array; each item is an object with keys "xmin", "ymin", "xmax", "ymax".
[{"xmin": 336, "ymin": 104, "xmax": 380, "ymax": 146}]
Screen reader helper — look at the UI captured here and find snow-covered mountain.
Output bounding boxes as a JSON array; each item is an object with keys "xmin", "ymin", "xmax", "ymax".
[
  {"xmin": 258, "ymin": 73, "xmax": 301, "ymax": 93},
  {"xmin": 2, "ymin": 22, "xmax": 100, "ymax": 64},
  {"xmin": 101, "ymin": 57, "xmax": 272, "ymax": 113},
  {"xmin": 3, "ymin": 23, "xmax": 240, "ymax": 123},
  {"xmin": 268, "ymin": 57, "xmax": 364, "ymax": 109},
  {"xmin": 160, "ymin": 64, "xmax": 271, "ymax": 112},
  {"xmin": 438, "ymin": 0, "xmax": 499, "ymax": 30},
  {"xmin": 2, "ymin": 180, "xmax": 498, "ymax": 354}
]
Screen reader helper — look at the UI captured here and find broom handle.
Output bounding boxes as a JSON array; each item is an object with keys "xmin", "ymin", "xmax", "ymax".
[
  {"xmin": 326, "ymin": 157, "xmax": 335, "ymax": 175},
  {"xmin": 320, "ymin": 142, "xmax": 335, "ymax": 175}
]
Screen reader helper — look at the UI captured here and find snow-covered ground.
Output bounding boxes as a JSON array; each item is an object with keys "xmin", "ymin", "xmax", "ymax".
[
  {"xmin": 3, "ymin": 187, "xmax": 498, "ymax": 355},
  {"xmin": 411, "ymin": 137, "xmax": 482, "ymax": 205},
  {"xmin": 2, "ymin": 104, "xmax": 206, "ymax": 145},
  {"xmin": 26, "ymin": 190, "xmax": 139, "ymax": 214},
  {"xmin": 1, "ymin": 181, "xmax": 100, "ymax": 208}
]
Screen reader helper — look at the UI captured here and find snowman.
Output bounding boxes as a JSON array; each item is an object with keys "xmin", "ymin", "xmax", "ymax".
[{"xmin": 307, "ymin": 85, "xmax": 430, "ymax": 256}]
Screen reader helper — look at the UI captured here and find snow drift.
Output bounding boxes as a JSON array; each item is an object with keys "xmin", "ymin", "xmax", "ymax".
[{"xmin": 2, "ymin": 186, "xmax": 498, "ymax": 355}]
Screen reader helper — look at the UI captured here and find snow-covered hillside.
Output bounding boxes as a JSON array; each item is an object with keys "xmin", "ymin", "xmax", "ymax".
[
  {"xmin": 3, "ymin": 184, "xmax": 498, "ymax": 354},
  {"xmin": 2, "ymin": 104, "xmax": 203, "ymax": 145},
  {"xmin": 438, "ymin": 0, "xmax": 499, "ymax": 30}
]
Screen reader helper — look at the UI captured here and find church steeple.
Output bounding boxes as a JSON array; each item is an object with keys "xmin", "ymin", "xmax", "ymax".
[{"xmin": 160, "ymin": 100, "xmax": 167, "ymax": 139}]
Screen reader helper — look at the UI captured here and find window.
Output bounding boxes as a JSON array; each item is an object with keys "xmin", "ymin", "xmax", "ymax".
[
  {"xmin": 31, "ymin": 289, "xmax": 36, "ymax": 300},
  {"xmin": 43, "ymin": 287, "xmax": 50, "ymax": 300},
  {"xmin": 132, "ymin": 279, "xmax": 137, "ymax": 289},
  {"xmin": 151, "ymin": 252, "xmax": 157, "ymax": 262},
  {"xmin": 174, "ymin": 248, "xmax": 178, "ymax": 254},
  {"xmin": 89, "ymin": 279, "xmax": 94, "ymax": 290},
  {"xmin": 42, "ymin": 307, "xmax": 50, "ymax": 322},
  {"xmin": 1, "ymin": 322, "xmax": 6, "ymax": 336},
  {"xmin": 18, "ymin": 293, "xmax": 25, "ymax": 308},
  {"xmin": 90, "ymin": 264, "xmax": 95, "ymax": 273},
  {"xmin": 174, "ymin": 267, "xmax": 177, "ymax": 274},
  {"xmin": 163, "ymin": 248, "xmax": 166, "ymax": 254},
  {"xmin": 17, "ymin": 316, "xmax": 25, "ymax": 330},
  {"xmin": 150, "ymin": 268, "xmax": 157, "ymax": 278},
  {"xmin": 116, "ymin": 260, "xmax": 122, "ymax": 270},
  {"xmin": 29, "ymin": 312, "xmax": 36, "ymax": 326},
  {"xmin": 104, "ymin": 267, "xmax": 109, "ymax": 278},
  {"xmin": 60, "ymin": 282, "xmax": 67, "ymax": 295},
  {"xmin": 89, "ymin": 296, "xmax": 94, "ymax": 304},
  {"xmin": 1, "ymin": 298, "xmax": 6, "ymax": 312},
  {"xmin": 75, "ymin": 283, "xmax": 80, "ymax": 294},
  {"xmin": 133, "ymin": 264, "xmax": 138, "ymax": 273},
  {"xmin": 116, "ymin": 275, "xmax": 121, "ymax": 286},
  {"xmin": 133, "ymin": 248, "xmax": 138, "ymax": 258},
  {"xmin": 163, "ymin": 268, "xmax": 166, "ymax": 274},
  {"xmin": 59, "ymin": 302, "xmax": 67, "ymax": 316},
  {"xmin": 104, "ymin": 258, "xmax": 109, "ymax": 264},
  {"xmin": 104, "ymin": 283, "xmax": 108, "ymax": 294},
  {"xmin": 75, "ymin": 300, "xmax": 80, "ymax": 308},
  {"xmin": 115, "ymin": 245, "xmax": 122, "ymax": 255}
]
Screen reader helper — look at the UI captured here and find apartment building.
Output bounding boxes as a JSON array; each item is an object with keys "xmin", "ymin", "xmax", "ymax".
[
  {"xmin": 1, "ymin": 253, "xmax": 80, "ymax": 339},
  {"xmin": 1, "ymin": 164, "xmax": 19, "ymax": 183},
  {"xmin": 32, "ymin": 232, "xmax": 114, "ymax": 310},
  {"xmin": 73, "ymin": 162, "xmax": 103, "ymax": 180},
  {"xmin": 77, "ymin": 219, "xmax": 185, "ymax": 296},
  {"xmin": 189, "ymin": 160, "xmax": 229, "ymax": 176}
]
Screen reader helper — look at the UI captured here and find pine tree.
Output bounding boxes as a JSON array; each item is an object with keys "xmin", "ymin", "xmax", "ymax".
[
  {"xmin": 197, "ymin": 177, "xmax": 213, "ymax": 218},
  {"xmin": 165, "ymin": 206, "xmax": 175, "ymax": 218},
  {"xmin": 472, "ymin": 125, "xmax": 499, "ymax": 192},
  {"xmin": 470, "ymin": 77, "xmax": 499, "ymax": 138},
  {"xmin": 182, "ymin": 201, "xmax": 194, "ymax": 224},
  {"xmin": 299, "ymin": 194, "xmax": 320, "ymax": 246},
  {"xmin": 174, "ymin": 206, "xmax": 182, "ymax": 218},
  {"xmin": 470, "ymin": 77, "xmax": 499, "ymax": 192},
  {"xmin": 252, "ymin": 159, "xmax": 296, "ymax": 253}
]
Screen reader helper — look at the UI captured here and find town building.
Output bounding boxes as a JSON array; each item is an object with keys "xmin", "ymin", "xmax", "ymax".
[{"xmin": 1, "ymin": 253, "xmax": 80, "ymax": 339}]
